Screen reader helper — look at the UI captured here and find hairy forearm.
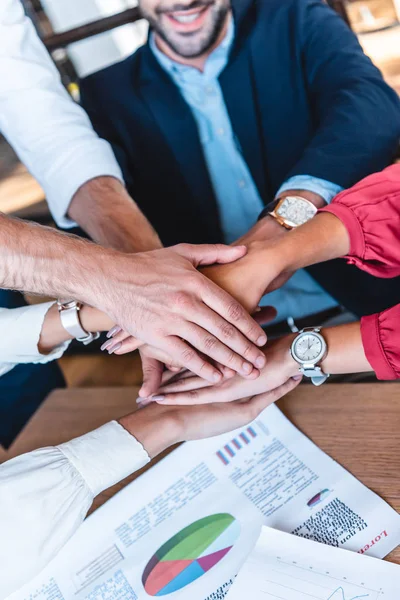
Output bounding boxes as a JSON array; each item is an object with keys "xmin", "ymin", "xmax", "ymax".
[
  {"xmin": 0, "ymin": 212, "xmax": 114, "ymax": 307},
  {"xmin": 68, "ymin": 177, "xmax": 162, "ymax": 253}
]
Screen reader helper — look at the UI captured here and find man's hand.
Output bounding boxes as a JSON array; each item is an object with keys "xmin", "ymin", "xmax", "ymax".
[
  {"xmin": 118, "ymin": 376, "xmax": 301, "ymax": 458},
  {"xmin": 145, "ymin": 334, "xmax": 301, "ymax": 405},
  {"xmin": 101, "ymin": 243, "xmax": 268, "ymax": 385}
]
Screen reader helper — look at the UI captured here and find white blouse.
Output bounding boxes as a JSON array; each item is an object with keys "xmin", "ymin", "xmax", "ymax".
[
  {"xmin": 0, "ymin": 0, "xmax": 123, "ymax": 228},
  {"xmin": 0, "ymin": 304, "xmax": 150, "ymax": 599}
]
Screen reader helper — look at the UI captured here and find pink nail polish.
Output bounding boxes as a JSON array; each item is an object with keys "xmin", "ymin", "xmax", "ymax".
[
  {"xmin": 108, "ymin": 342, "xmax": 122, "ymax": 354},
  {"xmin": 101, "ymin": 339, "xmax": 113, "ymax": 352},
  {"xmin": 107, "ymin": 325, "xmax": 122, "ymax": 339},
  {"xmin": 152, "ymin": 395, "xmax": 166, "ymax": 402},
  {"xmin": 136, "ymin": 397, "xmax": 148, "ymax": 404}
]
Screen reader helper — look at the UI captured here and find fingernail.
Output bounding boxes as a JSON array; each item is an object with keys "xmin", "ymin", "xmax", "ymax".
[
  {"xmin": 152, "ymin": 395, "xmax": 166, "ymax": 402},
  {"xmin": 257, "ymin": 335, "xmax": 267, "ymax": 346},
  {"xmin": 101, "ymin": 339, "xmax": 113, "ymax": 352},
  {"xmin": 213, "ymin": 372, "xmax": 222, "ymax": 382},
  {"xmin": 107, "ymin": 325, "xmax": 122, "ymax": 339},
  {"xmin": 108, "ymin": 342, "xmax": 122, "ymax": 354},
  {"xmin": 242, "ymin": 362, "xmax": 252, "ymax": 375},
  {"xmin": 136, "ymin": 398, "xmax": 153, "ymax": 409},
  {"xmin": 256, "ymin": 355, "xmax": 266, "ymax": 368},
  {"xmin": 292, "ymin": 375, "xmax": 302, "ymax": 381}
]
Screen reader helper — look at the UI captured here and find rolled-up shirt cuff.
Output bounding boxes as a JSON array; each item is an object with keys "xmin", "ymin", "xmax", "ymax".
[
  {"xmin": 45, "ymin": 140, "xmax": 124, "ymax": 229},
  {"xmin": 319, "ymin": 202, "xmax": 365, "ymax": 259},
  {"xmin": 276, "ymin": 175, "xmax": 344, "ymax": 205},
  {"xmin": 0, "ymin": 302, "xmax": 70, "ymax": 368},
  {"xmin": 58, "ymin": 421, "xmax": 150, "ymax": 497},
  {"xmin": 361, "ymin": 307, "xmax": 400, "ymax": 380}
]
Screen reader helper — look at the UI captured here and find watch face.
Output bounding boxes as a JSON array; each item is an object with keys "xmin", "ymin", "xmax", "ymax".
[
  {"xmin": 276, "ymin": 197, "xmax": 317, "ymax": 227},
  {"xmin": 292, "ymin": 332, "xmax": 325, "ymax": 364}
]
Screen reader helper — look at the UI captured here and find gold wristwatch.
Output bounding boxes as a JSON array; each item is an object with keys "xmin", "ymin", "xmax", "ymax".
[{"xmin": 265, "ymin": 196, "xmax": 318, "ymax": 230}]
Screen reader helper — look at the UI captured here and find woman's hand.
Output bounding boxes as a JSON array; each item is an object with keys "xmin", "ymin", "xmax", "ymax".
[
  {"xmin": 119, "ymin": 376, "xmax": 301, "ymax": 458},
  {"xmin": 144, "ymin": 335, "xmax": 301, "ymax": 406}
]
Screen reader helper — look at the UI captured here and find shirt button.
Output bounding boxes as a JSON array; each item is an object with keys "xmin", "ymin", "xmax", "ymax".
[
  {"xmin": 217, "ymin": 128, "xmax": 225, "ymax": 136},
  {"xmin": 238, "ymin": 179, "xmax": 246, "ymax": 188}
]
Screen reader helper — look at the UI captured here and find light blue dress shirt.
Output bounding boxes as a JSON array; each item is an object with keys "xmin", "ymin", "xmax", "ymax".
[{"xmin": 150, "ymin": 22, "xmax": 342, "ymax": 322}]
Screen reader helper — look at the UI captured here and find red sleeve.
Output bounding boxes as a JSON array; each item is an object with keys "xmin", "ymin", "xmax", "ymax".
[
  {"xmin": 361, "ymin": 304, "xmax": 400, "ymax": 380},
  {"xmin": 319, "ymin": 164, "xmax": 400, "ymax": 278}
]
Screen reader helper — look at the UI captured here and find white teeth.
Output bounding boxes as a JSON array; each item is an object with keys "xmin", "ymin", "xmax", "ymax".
[{"xmin": 172, "ymin": 12, "xmax": 200, "ymax": 23}]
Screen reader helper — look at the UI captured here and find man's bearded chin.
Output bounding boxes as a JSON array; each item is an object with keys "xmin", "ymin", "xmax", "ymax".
[{"xmin": 143, "ymin": 2, "xmax": 231, "ymax": 59}]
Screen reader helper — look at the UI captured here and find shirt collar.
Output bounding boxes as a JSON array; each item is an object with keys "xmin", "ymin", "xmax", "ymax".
[{"xmin": 150, "ymin": 16, "xmax": 235, "ymax": 80}]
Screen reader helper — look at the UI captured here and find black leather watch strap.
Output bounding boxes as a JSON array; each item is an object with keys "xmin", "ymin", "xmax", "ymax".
[{"xmin": 257, "ymin": 199, "xmax": 279, "ymax": 222}]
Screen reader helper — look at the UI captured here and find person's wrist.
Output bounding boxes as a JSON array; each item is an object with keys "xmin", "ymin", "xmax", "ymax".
[
  {"xmin": 80, "ymin": 305, "xmax": 115, "ymax": 333},
  {"xmin": 271, "ymin": 334, "xmax": 299, "ymax": 378},
  {"xmin": 119, "ymin": 405, "xmax": 182, "ymax": 459}
]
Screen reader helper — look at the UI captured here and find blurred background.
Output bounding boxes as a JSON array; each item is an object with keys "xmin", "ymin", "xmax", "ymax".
[{"xmin": 1, "ymin": 0, "xmax": 399, "ymax": 387}]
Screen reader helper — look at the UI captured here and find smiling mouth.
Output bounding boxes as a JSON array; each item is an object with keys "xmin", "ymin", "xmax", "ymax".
[{"xmin": 165, "ymin": 4, "xmax": 210, "ymax": 26}]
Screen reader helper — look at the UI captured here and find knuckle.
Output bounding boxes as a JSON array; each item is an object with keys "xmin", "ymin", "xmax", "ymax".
[
  {"xmin": 241, "ymin": 343, "xmax": 254, "ymax": 359},
  {"xmin": 220, "ymin": 323, "xmax": 236, "ymax": 340},
  {"xmin": 225, "ymin": 350, "xmax": 238, "ymax": 366},
  {"xmin": 203, "ymin": 336, "xmax": 218, "ymax": 352},
  {"xmin": 227, "ymin": 301, "xmax": 244, "ymax": 323},
  {"xmin": 172, "ymin": 291, "xmax": 193, "ymax": 310},
  {"xmin": 247, "ymin": 324, "xmax": 260, "ymax": 341},
  {"xmin": 181, "ymin": 348, "xmax": 196, "ymax": 364}
]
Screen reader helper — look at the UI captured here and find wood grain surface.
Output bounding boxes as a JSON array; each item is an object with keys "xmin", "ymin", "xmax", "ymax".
[{"xmin": 2, "ymin": 383, "xmax": 400, "ymax": 563}]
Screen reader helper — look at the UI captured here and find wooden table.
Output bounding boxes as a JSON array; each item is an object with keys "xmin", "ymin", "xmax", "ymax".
[{"xmin": 2, "ymin": 383, "xmax": 400, "ymax": 563}]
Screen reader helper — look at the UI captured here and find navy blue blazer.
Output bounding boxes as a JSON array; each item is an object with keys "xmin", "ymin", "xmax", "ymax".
[{"xmin": 81, "ymin": 0, "xmax": 400, "ymax": 315}]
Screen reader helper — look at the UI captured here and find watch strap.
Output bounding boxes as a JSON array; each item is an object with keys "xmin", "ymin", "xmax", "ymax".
[
  {"xmin": 258, "ymin": 199, "xmax": 279, "ymax": 222},
  {"xmin": 300, "ymin": 365, "xmax": 330, "ymax": 386},
  {"xmin": 58, "ymin": 300, "xmax": 100, "ymax": 345}
]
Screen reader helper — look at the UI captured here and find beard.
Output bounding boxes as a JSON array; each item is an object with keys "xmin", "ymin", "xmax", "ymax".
[{"xmin": 140, "ymin": 0, "xmax": 231, "ymax": 58}]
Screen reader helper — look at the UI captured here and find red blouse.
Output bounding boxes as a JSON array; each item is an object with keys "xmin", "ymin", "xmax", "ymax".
[{"xmin": 320, "ymin": 164, "xmax": 400, "ymax": 380}]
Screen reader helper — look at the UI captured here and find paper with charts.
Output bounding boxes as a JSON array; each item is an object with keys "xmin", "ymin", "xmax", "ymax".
[
  {"xmin": 8, "ymin": 405, "xmax": 400, "ymax": 600},
  {"xmin": 227, "ymin": 526, "xmax": 400, "ymax": 600}
]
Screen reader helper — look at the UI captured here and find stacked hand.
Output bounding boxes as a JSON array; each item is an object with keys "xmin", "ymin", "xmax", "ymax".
[
  {"xmin": 139, "ymin": 334, "xmax": 301, "ymax": 406},
  {"xmin": 119, "ymin": 372, "xmax": 301, "ymax": 458}
]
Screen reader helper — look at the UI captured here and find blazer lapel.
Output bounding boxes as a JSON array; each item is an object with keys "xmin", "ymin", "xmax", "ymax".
[{"xmin": 137, "ymin": 45, "xmax": 220, "ymax": 227}]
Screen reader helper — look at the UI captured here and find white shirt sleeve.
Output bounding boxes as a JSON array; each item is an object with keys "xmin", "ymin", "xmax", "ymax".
[
  {"xmin": 0, "ymin": 421, "xmax": 150, "ymax": 599},
  {"xmin": 0, "ymin": 0, "xmax": 124, "ymax": 229},
  {"xmin": 0, "ymin": 303, "xmax": 70, "ymax": 378}
]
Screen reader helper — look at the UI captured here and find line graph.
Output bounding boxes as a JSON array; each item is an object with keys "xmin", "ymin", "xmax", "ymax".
[
  {"xmin": 238, "ymin": 558, "xmax": 383, "ymax": 600},
  {"xmin": 327, "ymin": 588, "xmax": 369, "ymax": 600},
  {"xmin": 227, "ymin": 529, "xmax": 397, "ymax": 600}
]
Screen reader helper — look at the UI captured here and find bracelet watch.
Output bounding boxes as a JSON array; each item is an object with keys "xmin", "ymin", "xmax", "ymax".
[
  {"xmin": 57, "ymin": 299, "xmax": 100, "ymax": 346},
  {"xmin": 259, "ymin": 196, "xmax": 318, "ymax": 230},
  {"xmin": 290, "ymin": 327, "xmax": 329, "ymax": 386}
]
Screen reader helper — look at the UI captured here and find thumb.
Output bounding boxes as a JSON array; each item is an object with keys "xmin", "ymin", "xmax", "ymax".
[
  {"xmin": 173, "ymin": 243, "xmax": 247, "ymax": 267},
  {"xmin": 139, "ymin": 356, "xmax": 164, "ymax": 398}
]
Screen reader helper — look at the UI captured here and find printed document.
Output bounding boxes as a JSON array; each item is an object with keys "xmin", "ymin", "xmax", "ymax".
[
  {"xmin": 227, "ymin": 526, "xmax": 400, "ymax": 599},
  {"xmin": 8, "ymin": 405, "xmax": 400, "ymax": 600}
]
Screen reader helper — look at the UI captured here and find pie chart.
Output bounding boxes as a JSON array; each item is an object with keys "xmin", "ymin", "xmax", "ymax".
[{"xmin": 142, "ymin": 513, "xmax": 240, "ymax": 596}]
